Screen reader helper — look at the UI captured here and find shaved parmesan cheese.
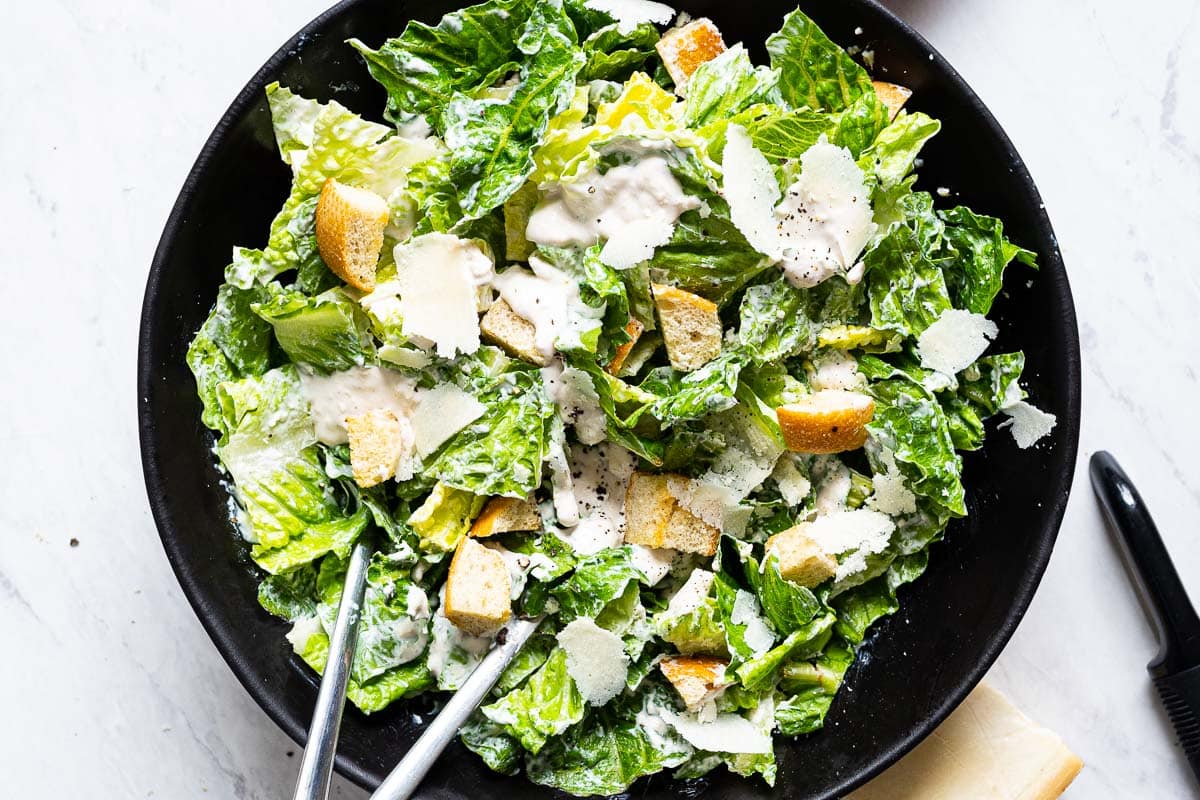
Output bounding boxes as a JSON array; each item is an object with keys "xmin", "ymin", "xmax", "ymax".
[
  {"xmin": 285, "ymin": 616, "xmax": 323, "ymax": 651},
  {"xmin": 723, "ymin": 125, "xmax": 784, "ymax": 258},
  {"xmin": 556, "ymin": 618, "xmax": 630, "ymax": 705},
  {"xmin": 585, "ymin": 0, "xmax": 675, "ymax": 32},
  {"xmin": 774, "ymin": 139, "xmax": 877, "ymax": 287},
  {"xmin": 667, "ymin": 475, "xmax": 737, "ymax": 527},
  {"xmin": 665, "ymin": 569, "xmax": 715, "ymax": 617},
  {"xmin": 723, "ymin": 129, "xmax": 876, "ymax": 288},
  {"xmin": 376, "ymin": 233, "xmax": 493, "ymax": 358},
  {"xmin": 812, "ymin": 455, "xmax": 852, "ymax": 516},
  {"xmin": 600, "ymin": 218, "xmax": 676, "ymax": 268},
  {"xmin": 731, "ymin": 590, "xmax": 775, "ymax": 655},
  {"xmin": 867, "ymin": 450, "xmax": 917, "ymax": 516},
  {"xmin": 771, "ymin": 456, "xmax": 812, "ymax": 507},
  {"xmin": 410, "ymin": 383, "xmax": 485, "ymax": 457},
  {"xmin": 811, "ymin": 349, "xmax": 865, "ymax": 391},
  {"xmin": 1000, "ymin": 401, "xmax": 1057, "ymax": 448},
  {"xmin": 805, "ymin": 509, "xmax": 895, "ymax": 580},
  {"xmin": 917, "ymin": 309, "xmax": 999, "ymax": 376},
  {"xmin": 630, "ymin": 544, "xmax": 676, "ymax": 586},
  {"xmin": 663, "ymin": 710, "xmax": 773, "ymax": 754}
]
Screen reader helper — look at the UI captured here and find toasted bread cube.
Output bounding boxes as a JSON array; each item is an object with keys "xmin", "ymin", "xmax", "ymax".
[
  {"xmin": 657, "ymin": 18, "xmax": 727, "ymax": 96},
  {"xmin": 624, "ymin": 472, "xmax": 676, "ymax": 547},
  {"xmin": 660, "ymin": 655, "xmax": 730, "ymax": 711},
  {"xmin": 777, "ymin": 390, "xmax": 876, "ymax": 454},
  {"xmin": 605, "ymin": 318, "xmax": 645, "ymax": 376},
  {"xmin": 345, "ymin": 409, "xmax": 406, "ymax": 488},
  {"xmin": 315, "ymin": 179, "xmax": 389, "ymax": 292},
  {"xmin": 480, "ymin": 298, "xmax": 548, "ymax": 366},
  {"xmin": 765, "ymin": 524, "xmax": 837, "ymax": 588},
  {"xmin": 444, "ymin": 537, "xmax": 512, "ymax": 635},
  {"xmin": 872, "ymin": 80, "xmax": 913, "ymax": 121},
  {"xmin": 624, "ymin": 472, "xmax": 721, "ymax": 556},
  {"xmin": 653, "ymin": 284, "xmax": 721, "ymax": 372},
  {"xmin": 470, "ymin": 496, "xmax": 542, "ymax": 538}
]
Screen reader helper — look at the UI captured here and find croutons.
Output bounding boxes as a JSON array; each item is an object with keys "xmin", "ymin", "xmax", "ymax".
[
  {"xmin": 470, "ymin": 495, "xmax": 542, "ymax": 538},
  {"xmin": 777, "ymin": 390, "xmax": 876, "ymax": 454},
  {"xmin": 345, "ymin": 409, "xmax": 406, "ymax": 488},
  {"xmin": 765, "ymin": 524, "xmax": 837, "ymax": 588},
  {"xmin": 660, "ymin": 655, "xmax": 730, "ymax": 711},
  {"xmin": 657, "ymin": 18, "xmax": 727, "ymax": 96},
  {"xmin": 444, "ymin": 537, "xmax": 512, "ymax": 636},
  {"xmin": 605, "ymin": 318, "xmax": 645, "ymax": 376},
  {"xmin": 872, "ymin": 80, "xmax": 913, "ymax": 121},
  {"xmin": 653, "ymin": 284, "xmax": 721, "ymax": 372},
  {"xmin": 479, "ymin": 299, "xmax": 548, "ymax": 366},
  {"xmin": 624, "ymin": 472, "xmax": 721, "ymax": 556},
  {"xmin": 314, "ymin": 178, "xmax": 390, "ymax": 292}
]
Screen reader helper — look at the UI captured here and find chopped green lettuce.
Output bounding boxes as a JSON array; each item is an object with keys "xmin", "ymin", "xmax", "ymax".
[{"xmin": 252, "ymin": 285, "xmax": 375, "ymax": 373}]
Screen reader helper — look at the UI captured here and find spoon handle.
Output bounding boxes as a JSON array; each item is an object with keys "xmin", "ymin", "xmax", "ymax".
[
  {"xmin": 370, "ymin": 617, "xmax": 542, "ymax": 800},
  {"xmin": 292, "ymin": 538, "xmax": 373, "ymax": 800}
]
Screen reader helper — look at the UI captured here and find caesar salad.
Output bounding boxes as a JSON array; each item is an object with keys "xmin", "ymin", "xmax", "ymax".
[{"xmin": 187, "ymin": 0, "xmax": 1056, "ymax": 793}]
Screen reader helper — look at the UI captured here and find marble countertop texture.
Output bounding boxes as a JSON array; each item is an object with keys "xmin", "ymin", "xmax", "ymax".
[{"xmin": 2, "ymin": 0, "xmax": 1198, "ymax": 797}]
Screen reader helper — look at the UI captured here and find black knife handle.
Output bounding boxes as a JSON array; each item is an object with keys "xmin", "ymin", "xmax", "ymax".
[{"xmin": 1091, "ymin": 451, "xmax": 1200, "ymax": 676}]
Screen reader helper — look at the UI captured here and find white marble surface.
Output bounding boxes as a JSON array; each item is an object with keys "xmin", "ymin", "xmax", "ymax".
[{"xmin": 1, "ymin": 0, "xmax": 1198, "ymax": 797}]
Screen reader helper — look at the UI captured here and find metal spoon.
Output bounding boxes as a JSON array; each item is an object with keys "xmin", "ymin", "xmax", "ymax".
[
  {"xmin": 292, "ymin": 538, "xmax": 373, "ymax": 800},
  {"xmin": 370, "ymin": 617, "xmax": 542, "ymax": 800}
]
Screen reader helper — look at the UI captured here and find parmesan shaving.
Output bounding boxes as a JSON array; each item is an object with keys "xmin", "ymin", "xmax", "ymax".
[
  {"xmin": 584, "ymin": 0, "xmax": 675, "ymax": 33},
  {"xmin": 410, "ymin": 383, "xmax": 485, "ymax": 457},
  {"xmin": 917, "ymin": 309, "xmax": 999, "ymax": 376},
  {"xmin": 557, "ymin": 618, "xmax": 630, "ymax": 705},
  {"xmin": 805, "ymin": 509, "xmax": 896, "ymax": 580},
  {"xmin": 663, "ymin": 710, "xmax": 774, "ymax": 754},
  {"xmin": 1000, "ymin": 401, "xmax": 1057, "ymax": 449}
]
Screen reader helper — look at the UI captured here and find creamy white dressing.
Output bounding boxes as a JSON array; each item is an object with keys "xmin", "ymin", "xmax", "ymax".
[
  {"xmin": 553, "ymin": 442, "xmax": 637, "ymax": 554},
  {"xmin": 299, "ymin": 366, "xmax": 421, "ymax": 445},
  {"xmin": 525, "ymin": 157, "xmax": 699, "ymax": 257},
  {"xmin": 541, "ymin": 362, "xmax": 607, "ymax": 446},
  {"xmin": 774, "ymin": 140, "xmax": 877, "ymax": 287},
  {"xmin": 494, "ymin": 255, "xmax": 602, "ymax": 359},
  {"xmin": 427, "ymin": 603, "xmax": 494, "ymax": 684}
]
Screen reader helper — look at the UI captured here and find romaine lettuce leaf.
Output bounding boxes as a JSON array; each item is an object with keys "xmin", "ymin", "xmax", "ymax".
[
  {"xmin": 441, "ymin": 0, "xmax": 586, "ymax": 220},
  {"xmin": 252, "ymin": 285, "xmax": 375, "ymax": 373},
  {"xmin": 742, "ymin": 106, "xmax": 836, "ymax": 160},
  {"xmin": 187, "ymin": 281, "xmax": 272, "ymax": 432},
  {"xmin": 579, "ymin": 22, "xmax": 660, "ymax": 81},
  {"xmin": 774, "ymin": 639, "xmax": 854, "ymax": 735},
  {"xmin": 552, "ymin": 546, "xmax": 643, "ymax": 621},
  {"xmin": 215, "ymin": 367, "xmax": 370, "ymax": 573},
  {"xmin": 407, "ymin": 482, "xmax": 486, "ymax": 553},
  {"xmin": 939, "ymin": 206, "xmax": 1038, "ymax": 315},
  {"xmin": 655, "ymin": 596, "xmax": 728, "ymax": 656},
  {"xmin": 482, "ymin": 647, "xmax": 585, "ymax": 753},
  {"xmin": 737, "ymin": 275, "xmax": 820, "ymax": 363},
  {"xmin": 735, "ymin": 613, "xmax": 835, "ymax": 690},
  {"xmin": 460, "ymin": 714, "xmax": 523, "ymax": 775},
  {"xmin": 747, "ymin": 555, "xmax": 823, "ymax": 634},
  {"xmin": 862, "ymin": 361, "xmax": 966, "ymax": 517},
  {"xmin": 865, "ymin": 225, "xmax": 953, "ymax": 338},
  {"xmin": 317, "ymin": 553, "xmax": 430, "ymax": 684},
  {"xmin": 683, "ymin": 45, "xmax": 780, "ymax": 128},
  {"xmin": 640, "ymin": 351, "xmax": 744, "ymax": 428},
  {"xmin": 421, "ymin": 362, "xmax": 556, "ymax": 498},
  {"xmin": 526, "ymin": 684, "xmax": 692, "ymax": 794},
  {"xmin": 349, "ymin": 0, "xmax": 537, "ymax": 129},
  {"xmin": 288, "ymin": 617, "xmax": 434, "ymax": 713},
  {"xmin": 766, "ymin": 9, "xmax": 877, "ymax": 114},
  {"xmin": 257, "ymin": 563, "xmax": 319, "ymax": 621},
  {"xmin": 860, "ymin": 111, "xmax": 941, "ymax": 189},
  {"xmin": 650, "ymin": 210, "xmax": 775, "ymax": 308},
  {"xmin": 832, "ymin": 551, "xmax": 928, "ymax": 644}
]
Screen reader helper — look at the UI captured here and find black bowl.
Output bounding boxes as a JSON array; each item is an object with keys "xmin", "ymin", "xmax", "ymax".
[{"xmin": 138, "ymin": 1, "xmax": 1081, "ymax": 797}]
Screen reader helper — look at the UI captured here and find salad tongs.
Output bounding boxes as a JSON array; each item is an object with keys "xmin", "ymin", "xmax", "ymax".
[{"xmin": 291, "ymin": 538, "xmax": 373, "ymax": 800}]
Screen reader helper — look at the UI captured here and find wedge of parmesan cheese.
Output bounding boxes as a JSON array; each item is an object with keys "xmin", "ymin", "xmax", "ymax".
[
  {"xmin": 662, "ymin": 709, "xmax": 773, "ymax": 754},
  {"xmin": 371, "ymin": 233, "xmax": 494, "ymax": 358},
  {"xmin": 410, "ymin": 383, "xmax": 485, "ymax": 458},
  {"xmin": 556, "ymin": 618, "xmax": 630, "ymax": 705},
  {"xmin": 916, "ymin": 309, "xmax": 999, "ymax": 376}
]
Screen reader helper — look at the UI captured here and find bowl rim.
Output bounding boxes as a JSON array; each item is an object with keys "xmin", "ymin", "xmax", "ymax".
[{"xmin": 138, "ymin": 0, "xmax": 1083, "ymax": 795}]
